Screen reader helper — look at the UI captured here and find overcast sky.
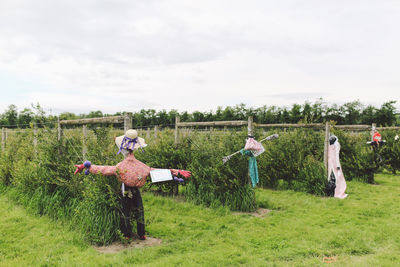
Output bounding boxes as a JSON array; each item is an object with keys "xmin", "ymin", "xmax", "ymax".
[{"xmin": 0, "ymin": 0, "xmax": 399, "ymax": 115}]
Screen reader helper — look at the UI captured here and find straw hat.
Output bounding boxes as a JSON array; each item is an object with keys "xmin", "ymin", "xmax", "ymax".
[{"xmin": 115, "ymin": 129, "xmax": 147, "ymax": 152}]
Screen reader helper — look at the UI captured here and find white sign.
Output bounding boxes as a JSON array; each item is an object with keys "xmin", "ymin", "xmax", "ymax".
[{"xmin": 150, "ymin": 169, "xmax": 173, "ymax": 183}]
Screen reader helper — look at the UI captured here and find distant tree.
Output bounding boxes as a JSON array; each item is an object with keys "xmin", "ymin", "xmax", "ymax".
[
  {"xmin": 375, "ymin": 101, "xmax": 397, "ymax": 126},
  {"xmin": 192, "ymin": 111, "xmax": 205, "ymax": 122},
  {"xmin": 281, "ymin": 108, "xmax": 290, "ymax": 123},
  {"xmin": 4, "ymin": 104, "xmax": 18, "ymax": 127},
  {"xmin": 360, "ymin": 105, "xmax": 377, "ymax": 125},
  {"xmin": 233, "ymin": 103, "xmax": 248, "ymax": 120},
  {"xmin": 221, "ymin": 106, "xmax": 235, "ymax": 121},
  {"xmin": 155, "ymin": 110, "xmax": 169, "ymax": 125},
  {"xmin": 18, "ymin": 108, "xmax": 34, "ymax": 126},
  {"xmin": 326, "ymin": 104, "xmax": 344, "ymax": 124},
  {"xmin": 302, "ymin": 102, "xmax": 312, "ymax": 123},
  {"xmin": 290, "ymin": 104, "xmax": 302, "ymax": 123},
  {"xmin": 59, "ymin": 112, "xmax": 78, "ymax": 121},
  {"xmin": 87, "ymin": 110, "xmax": 103, "ymax": 118},
  {"xmin": 342, "ymin": 100, "xmax": 362, "ymax": 125},
  {"xmin": 311, "ymin": 98, "xmax": 325, "ymax": 123},
  {"xmin": 31, "ymin": 103, "xmax": 47, "ymax": 125}
]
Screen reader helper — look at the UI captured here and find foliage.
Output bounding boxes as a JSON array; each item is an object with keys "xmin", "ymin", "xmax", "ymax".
[
  {"xmin": 185, "ymin": 131, "xmax": 257, "ymax": 212},
  {"xmin": 379, "ymin": 130, "xmax": 400, "ymax": 174},
  {"xmin": 1, "ymin": 123, "xmax": 399, "ymax": 245},
  {"xmin": 2, "ymin": 174, "xmax": 400, "ymax": 266},
  {"xmin": 331, "ymin": 129, "xmax": 376, "ymax": 183},
  {"xmin": 293, "ymin": 155, "xmax": 327, "ymax": 195},
  {"xmin": 135, "ymin": 129, "xmax": 192, "ymax": 195},
  {"xmin": 257, "ymin": 128, "xmax": 324, "ymax": 191},
  {"xmin": 1, "ymin": 100, "xmax": 398, "ymax": 128}
]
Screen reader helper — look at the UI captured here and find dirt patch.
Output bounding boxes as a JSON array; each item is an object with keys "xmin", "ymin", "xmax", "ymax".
[
  {"xmin": 233, "ymin": 208, "xmax": 272, "ymax": 218},
  {"xmin": 94, "ymin": 237, "xmax": 162, "ymax": 254}
]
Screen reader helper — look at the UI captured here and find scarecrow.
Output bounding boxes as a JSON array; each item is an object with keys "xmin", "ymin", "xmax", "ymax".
[
  {"xmin": 223, "ymin": 134, "xmax": 278, "ymax": 187},
  {"xmin": 367, "ymin": 130, "xmax": 386, "ymax": 165},
  {"xmin": 370, "ymin": 130, "xmax": 385, "ymax": 149},
  {"xmin": 74, "ymin": 129, "xmax": 191, "ymax": 241},
  {"xmin": 326, "ymin": 135, "xmax": 347, "ymax": 199}
]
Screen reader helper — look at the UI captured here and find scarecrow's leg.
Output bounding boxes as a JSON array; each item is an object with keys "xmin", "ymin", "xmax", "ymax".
[
  {"xmin": 120, "ymin": 191, "xmax": 134, "ymax": 238},
  {"xmin": 132, "ymin": 188, "xmax": 145, "ymax": 237}
]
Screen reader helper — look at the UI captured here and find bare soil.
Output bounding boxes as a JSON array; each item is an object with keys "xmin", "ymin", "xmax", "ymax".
[
  {"xmin": 233, "ymin": 208, "xmax": 272, "ymax": 217},
  {"xmin": 94, "ymin": 237, "xmax": 162, "ymax": 254}
]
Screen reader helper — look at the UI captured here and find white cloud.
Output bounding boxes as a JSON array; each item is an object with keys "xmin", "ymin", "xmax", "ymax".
[{"xmin": 0, "ymin": 0, "xmax": 399, "ymax": 114}]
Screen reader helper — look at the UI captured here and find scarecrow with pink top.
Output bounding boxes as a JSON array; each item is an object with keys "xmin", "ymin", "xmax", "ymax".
[{"xmin": 74, "ymin": 129, "xmax": 191, "ymax": 241}]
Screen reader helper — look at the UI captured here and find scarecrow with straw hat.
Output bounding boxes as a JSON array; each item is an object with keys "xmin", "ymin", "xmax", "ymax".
[{"xmin": 74, "ymin": 129, "xmax": 191, "ymax": 241}]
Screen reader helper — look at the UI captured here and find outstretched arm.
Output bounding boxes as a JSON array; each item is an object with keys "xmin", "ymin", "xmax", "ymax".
[
  {"xmin": 89, "ymin": 165, "xmax": 117, "ymax": 176},
  {"xmin": 170, "ymin": 168, "xmax": 191, "ymax": 178},
  {"xmin": 74, "ymin": 161, "xmax": 117, "ymax": 176}
]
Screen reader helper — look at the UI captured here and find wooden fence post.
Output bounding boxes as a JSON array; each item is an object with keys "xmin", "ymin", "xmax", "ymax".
[
  {"xmin": 124, "ymin": 112, "xmax": 133, "ymax": 132},
  {"xmin": 248, "ymin": 116, "xmax": 254, "ymax": 136},
  {"xmin": 371, "ymin": 123, "xmax": 376, "ymax": 141},
  {"xmin": 154, "ymin": 126, "xmax": 158, "ymax": 139},
  {"xmin": 1, "ymin": 127, "xmax": 5, "ymax": 152},
  {"xmin": 175, "ymin": 116, "xmax": 180, "ymax": 145},
  {"xmin": 146, "ymin": 127, "xmax": 150, "ymax": 139},
  {"xmin": 33, "ymin": 124, "xmax": 38, "ymax": 157},
  {"xmin": 82, "ymin": 124, "xmax": 87, "ymax": 159},
  {"xmin": 57, "ymin": 117, "xmax": 63, "ymax": 141},
  {"xmin": 324, "ymin": 121, "xmax": 330, "ymax": 178}
]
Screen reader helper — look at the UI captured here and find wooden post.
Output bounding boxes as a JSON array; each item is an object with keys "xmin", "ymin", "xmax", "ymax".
[
  {"xmin": 146, "ymin": 127, "xmax": 150, "ymax": 139},
  {"xmin": 124, "ymin": 112, "xmax": 133, "ymax": 132},
  {"xmin": 154, "ymin": 125, "xmax": 158, "ymax": 139},
  {"xmin": 175, "ymin": 116, "xmax": 180, "ymax": 145},
  {"xmin": 82, "ymin": 125, "xmax": 87, "ymax": 159},
  {"xmin": 1, "ymin": 127, "xmax": 5, "ymax": 152},
  {"xmin": 371, "ymin": 123, "xmax": 376, "ymax": 141},
  {"xmin": 324, "ymin": 121, "xmax": 330, "ymax": 178},
  {"xmin": 248, "ymin": 116, "xmax": 254, "ymax": 136},
  {"xmin": 57, "ymin": 117, "xmax": 63, "ymax": 141},
  {"xmin": 33, "ymin": 124, "xmax": 38, "ymax": 157}
]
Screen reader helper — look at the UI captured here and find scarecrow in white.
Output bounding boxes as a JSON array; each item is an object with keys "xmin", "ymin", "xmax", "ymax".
[
  {"xmin": 74, "ymin": 129, "xmax": 191, "ymax": 241},
  {"xmin": 327, "ymin": 135, "xmax": 348, "ymax": 199}
]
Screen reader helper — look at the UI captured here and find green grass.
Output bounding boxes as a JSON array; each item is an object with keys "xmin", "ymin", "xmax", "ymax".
[{"xmin": 1, "ymin": 173, "xmax": 400, "ymax": 266}]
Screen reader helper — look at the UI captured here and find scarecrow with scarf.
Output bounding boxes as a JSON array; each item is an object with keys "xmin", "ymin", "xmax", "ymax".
[
  {"xmin": 223, "ymin": 134, "xmax": 278, "ymax": 187},
  {"xmin": 74, "ymin": 129, "xmax": 191, "ymax": 241}
]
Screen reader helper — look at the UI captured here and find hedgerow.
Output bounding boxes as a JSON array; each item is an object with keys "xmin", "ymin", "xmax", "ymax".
[{"xmin": 0, "ymin": 125, "xmax": 393, "ymax": 244}]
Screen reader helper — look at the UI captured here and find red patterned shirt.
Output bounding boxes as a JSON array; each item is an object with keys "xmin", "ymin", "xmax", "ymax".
[{"xmin": 88, "ymin": 153, "xmax": 154, "ymax": 187}]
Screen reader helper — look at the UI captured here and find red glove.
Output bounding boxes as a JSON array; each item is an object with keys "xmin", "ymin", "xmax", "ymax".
[
  {"xmin": 74, "ymin": 164, "xmax": 85, "ymax": 175},
  {"xmin": 179, "ymin": 170, "xmax": 191, "ymax": 178}
]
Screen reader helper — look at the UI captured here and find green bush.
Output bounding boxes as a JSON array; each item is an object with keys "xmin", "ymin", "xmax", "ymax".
[
  {"xmin": 135, "ymin": 129, "xmax": 191, "ymax": 195},
  {"xmin": 379, "ymin": 130, "xmax": 400, "ymax": 174},
  {"xmin": 185, "ymin": 130, "xmax": 257, "ymax": 212},
  {"xmin": 332, "ymin": 130, "xmax": 376, "ymax": 183},
  {"xmin": 294, "ymin": 155, "xmax": 327, "ymax": 195},
  {"xmin": 257, "ymin": 128, "xmax": 324, "ymax": 190}
]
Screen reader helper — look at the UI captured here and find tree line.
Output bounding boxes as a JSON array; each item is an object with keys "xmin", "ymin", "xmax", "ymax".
[{"xmin": 0, "ymin": 99, "xmax": 398, "ymax": 128}]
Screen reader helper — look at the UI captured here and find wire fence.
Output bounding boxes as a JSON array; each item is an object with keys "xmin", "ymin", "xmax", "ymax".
[{"xmin": 2, "ymin": 115, "xmax": 400, "ymax": 169}]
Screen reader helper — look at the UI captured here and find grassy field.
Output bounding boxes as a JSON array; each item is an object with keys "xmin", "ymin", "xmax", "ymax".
[{"xmin": 1, "ymin": 173, "xmax": 400, "ymax": 266}]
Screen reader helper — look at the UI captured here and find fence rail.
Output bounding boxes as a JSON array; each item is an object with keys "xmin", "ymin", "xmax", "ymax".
[{"xmin": 60, "ymin": 115, "xmax": 125, "ymax": 125}]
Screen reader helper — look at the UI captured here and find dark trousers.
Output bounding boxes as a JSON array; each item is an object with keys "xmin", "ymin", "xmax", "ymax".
[{"xmin": 120, "ymin": 186, "xmax": 145, "ymax": 238}]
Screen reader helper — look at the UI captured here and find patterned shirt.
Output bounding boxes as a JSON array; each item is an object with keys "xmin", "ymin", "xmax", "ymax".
[{"xmin": 88, "ymin": 153, "xmax": 154, "ymax": 187}]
